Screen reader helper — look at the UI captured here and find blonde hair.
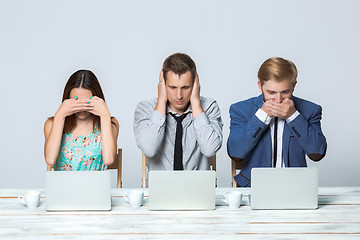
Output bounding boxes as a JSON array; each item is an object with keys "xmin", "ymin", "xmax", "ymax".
[{"xmin": 258, "ymin": 57, "xmax": 298, "ymax": 85}]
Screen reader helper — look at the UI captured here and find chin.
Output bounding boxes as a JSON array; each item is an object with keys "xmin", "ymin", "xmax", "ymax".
[
  {"xmin": 76, "ymin": 112, "xmax": 91, "ymax": 119},
  {"xmin": 176, "ymin": 105, "xmax": 189, "ymax": 113}
]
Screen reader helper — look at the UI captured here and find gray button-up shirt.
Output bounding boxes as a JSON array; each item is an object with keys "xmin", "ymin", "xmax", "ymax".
[{"xmin": 133, "ymin": 97, "xmax": 223, "ymax": 170}]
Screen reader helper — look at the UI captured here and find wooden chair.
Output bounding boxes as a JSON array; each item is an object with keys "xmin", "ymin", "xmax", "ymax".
[
  {"xmin": 47, "ymin": 148, "xmax": 123, "ymax": 188},
  {"xmin": 107, "ymin": 148, "xmax": 123, "ymax": 188},
  {"xmin": 141, "ymin": 154, "xmax": 217, "ymax": 188},
  {"xmin": 141, "ymin": 154, "xmax": 148, "ymax": 188},
  {"xmin": 209, "ymin": 155, "xmax": 216, "ymax": 171},
  {"xmin": 46, "ymin": 164, "xmax": 52, "ymax": 171},
  {"xmin": 231, "ymin": 159, "xmax": 244, "ymax": 187}
]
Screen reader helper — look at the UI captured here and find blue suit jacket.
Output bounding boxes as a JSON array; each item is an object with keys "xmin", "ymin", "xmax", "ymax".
[{"xmin": 227, "ymin": 95, "xmax": 327, "ymax": 187}]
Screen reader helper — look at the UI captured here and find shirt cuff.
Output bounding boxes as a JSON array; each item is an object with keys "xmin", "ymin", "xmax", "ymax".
[
  {"xmin": 286, "ymin": 110, "xmax": 300, "ymax": 123},
  {"xmin": 255, "ymin": 108, "xmax": 271, "ymax": 125}
]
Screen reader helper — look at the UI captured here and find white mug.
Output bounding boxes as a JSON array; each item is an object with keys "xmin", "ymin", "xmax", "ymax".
[
  {"xmin": 124, "ymin": 190, "xmax": 144, "ymax": 208},
  {"xmin": 18, "ymin": 191, "xmax": 41, "ymax": 209},
  {"xmin": 222, "ymin": 191, "xmax": 242, "ymax": 208}
]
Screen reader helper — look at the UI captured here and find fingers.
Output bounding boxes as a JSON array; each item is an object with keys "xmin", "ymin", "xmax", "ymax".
[
  {"xmin": 192, "ymin": 72, "xmax": 199, "ymax": 87},
  {"xmin": 58, "ymin": 96, "xmax": 102, "ymax": 118},
  {"xmin": 68, "ymin": 98, "xmax": 94, "ymax": 112},
  {"xmin": 263, "ymin": 100, "xmax": 287, "ymax": 118},
  {"xmin": 74, "ymin": 106, "xmax": 93, "ymax": 113},
  {"xmin": 158, "ymin": 71, "xmax": 166, "ymax": 92},
  {"xmin": 157, "ymin": 71, "xmax": 167, "ymax": 103},
  {"xmin": 282, "ymin": 98, "xmax": 293, "ymax": 106},
  {"xmin": 193, "ymin": 72, "xmax": 200, "ymax": 88},
  {"xmin": 267, "ymin": 101, "xmax": 283, "ymax": 117},
  {"xmin": 75, "ymin": 99, "xmax": 93, "ymax": 104},
  {"xmin": 74, "ymin": 102, "xmax": 93, "ymax": 112},
  {"xmin": 266, "ymin": 99, "xmax": 295, "ymax": 119},
  {"xmin": 73, "ymin": 96, "xmax": 103, "ymax": 105},
  {"xmin": 159, "ymin": 69, "xmax": 164, "ymax": 82},
  {"xmin": 261, "ymin": 101, "xmax": 275, "ymax": 118},
  {"xmin": 86, "ymin": 96, "xmax": 110, "ymax": 118},
  {"xmin": 89, "ymin": 96, "xmax": 101, "ymax": 101}
]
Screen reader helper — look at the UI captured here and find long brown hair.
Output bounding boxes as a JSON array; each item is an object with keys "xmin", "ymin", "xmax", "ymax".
[{"xmin": 62, "ymin": 70, "xmax": 105, "ymax": 133}]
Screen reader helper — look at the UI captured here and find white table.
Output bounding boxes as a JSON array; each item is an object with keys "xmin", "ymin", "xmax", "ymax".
[{"xmin": 1, "ymin": 188, "xmax": 360, "ymax": 239}]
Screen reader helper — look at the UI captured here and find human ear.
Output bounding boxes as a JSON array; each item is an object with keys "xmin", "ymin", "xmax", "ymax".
[{"xmin": 257, "ymin": 81, "xmax": 263, "ymax": 93}]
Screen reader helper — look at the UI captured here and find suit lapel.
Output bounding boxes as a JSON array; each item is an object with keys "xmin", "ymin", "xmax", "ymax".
[
  {"xmin": 282, "ymin": 95, "xmax": 298, "ymax": 167},
  {"xmin": 262, "ymin": 128, "xmax": 272, "ymax": 167},
  {"xmin": 256, "ymin": 94, "xmax": 272, "ymax": 166},
  {"xmin": 282, "ymin": 125, "xmax": 291, "ymax": 167}
]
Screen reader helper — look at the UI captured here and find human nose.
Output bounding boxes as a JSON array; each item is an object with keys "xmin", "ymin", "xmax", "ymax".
[
  {"xmin": 177, "ymin": 89, "xmax": 183, "ymax": 99},
  {"xmin": 274, "ymin": 93, "xmax": 282, "ymax": 103}
]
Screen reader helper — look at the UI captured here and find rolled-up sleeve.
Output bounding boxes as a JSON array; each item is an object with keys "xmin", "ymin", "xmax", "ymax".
[
  {"xmin": 133, "ymin": 101, "xmax": 166, "ymax": 158},
  {"xmin": 193, "ymin": 100, "xmax": 223, "ymax": 157}
]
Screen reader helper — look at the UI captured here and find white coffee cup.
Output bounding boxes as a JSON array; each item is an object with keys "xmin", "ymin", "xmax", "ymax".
[
  {"xmin": 124, "ymin": 190, "xmax": 144, "ymax": 208},
  {"xmin": 222, "ymin": 191, "xmax": 242, "ymax": 208},
  {"xmin": 18, "ymin": 191, "xmax": 41, "ymax": 209}
]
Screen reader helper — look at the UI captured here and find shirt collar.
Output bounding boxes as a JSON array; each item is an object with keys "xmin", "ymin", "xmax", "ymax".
[{"xmin": 166, "ymin": 104, "xmax": 192, "ymax": 116}]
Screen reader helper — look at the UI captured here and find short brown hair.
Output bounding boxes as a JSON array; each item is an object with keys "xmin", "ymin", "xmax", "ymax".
[
  {"xmin": 162, "ymin": 53, "xmax": 197, "ymax": 82},
  {"xmin": 258, "ymin": 57, "xmax": 298, "ymax": 85}
]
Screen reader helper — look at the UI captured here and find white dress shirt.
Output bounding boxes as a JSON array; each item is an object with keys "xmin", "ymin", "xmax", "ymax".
[{"xmin": 255, "ymin": 109, "xmax": 299, "ymax": 167}]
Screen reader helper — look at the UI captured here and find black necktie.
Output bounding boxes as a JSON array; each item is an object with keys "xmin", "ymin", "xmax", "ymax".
[
  {"xmin": 169, "ymin": 112, "xmax": 189, "ymax": 170},
  {"xmin": 273, "ymin": 117, "xmax": 278, "ymax": 167}
]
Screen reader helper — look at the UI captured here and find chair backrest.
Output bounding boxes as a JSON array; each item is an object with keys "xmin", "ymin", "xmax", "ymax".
[
  {"xmin": 47, "ymin": 164, "xmax": 52, "ymax": 171},
  {"xmin": 141, "ymin": 154, "xmax": 217, "ymax": 188},
  {"xmin": 209, "ymin": 155, "xmax": 216, "ymax": 171},
  {"xmin": 107, "ymin": 148, "xmax": 123, "ymax": 188},
  {"xmin": 47, "ymin": 148, "xmax": 123, "ymax": 188},
  {"xmin": 231, "ymin": 160, "xmax": 244, "ymax": 187},
  {"xmin": 142, "ymin": 154, "xmax": 148, "ymax": 188}
]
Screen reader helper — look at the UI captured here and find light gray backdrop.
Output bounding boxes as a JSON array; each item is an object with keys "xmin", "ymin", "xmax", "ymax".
[{"xmin": 1, "ymin": 0, "xmax": 359, "ymax": 188}]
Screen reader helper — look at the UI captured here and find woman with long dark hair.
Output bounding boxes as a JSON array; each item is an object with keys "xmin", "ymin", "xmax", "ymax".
[{"xmin": 44, "ymin": 70, "xmax": 119, "ymax": 171}]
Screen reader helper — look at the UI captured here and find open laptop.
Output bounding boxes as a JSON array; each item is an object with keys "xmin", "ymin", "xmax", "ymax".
[
  {"xmin": 45, "ymin": 171, "xmax": 111, "ymax": 211},
  {"xmin": 250, "ymin": 167, "xmax": 318, "ymax": 210},
  {"xmin": 148, "ymin": 171, "xmax": 216, "ymax": 210}
]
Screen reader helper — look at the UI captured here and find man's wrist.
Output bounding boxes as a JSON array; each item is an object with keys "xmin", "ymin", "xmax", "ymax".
[
  {"xmin": 286, "ymin": 110, "xmax": 300, "ymax": 123},
  {"xmin": 190, "ymin": 96, "xmax": 201, "ymax": 105},
  {"xmin": 255, "ymin": 108, "xmax": 271, "ymax": 125},
  {"xmin": 191, "ymin": 99, "xmax": 203, "ymax": 118},
  {"xmin": 155, "ymin": 99, "xmax": 167, "ymax": 116}
]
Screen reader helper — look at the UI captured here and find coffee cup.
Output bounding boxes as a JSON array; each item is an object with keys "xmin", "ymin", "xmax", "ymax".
[
  {"xmin": 124, "ymin": 190, "xmax": 144, "ymax": 208},
  {"xmin": 18, "ymin": 191, "xmax": 41, "ymax": 209},
  {"xmin": 222, "ymin": 191, "xmax": 242, "ymax": 208}
]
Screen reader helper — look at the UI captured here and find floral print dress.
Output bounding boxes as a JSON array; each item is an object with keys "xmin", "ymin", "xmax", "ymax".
[{"xmin": 54, "ymin": 126, "xmax": 106, "ymax": 171}]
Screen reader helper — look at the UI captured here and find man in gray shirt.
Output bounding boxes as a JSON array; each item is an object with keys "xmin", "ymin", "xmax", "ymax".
[{"xmin": 134, "ymin": 53, "xmax": 223, "ymax": 171}]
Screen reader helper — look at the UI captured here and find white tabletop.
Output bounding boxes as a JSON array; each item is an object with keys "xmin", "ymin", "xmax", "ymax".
[{"xmin": 1, "ymin": 187, "xmax": 360, "ymax": 239}]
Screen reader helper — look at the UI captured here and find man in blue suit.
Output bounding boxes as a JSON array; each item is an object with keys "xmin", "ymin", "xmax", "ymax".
[{"xmin": 227, "ymin": 57, "xmax": 327, "ymax": 187}]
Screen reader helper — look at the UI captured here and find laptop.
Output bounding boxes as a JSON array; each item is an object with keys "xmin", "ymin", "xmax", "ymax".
[
  {"xmin": 45, "ymin": 171, "xmax": 111, "ymax": 211},
  {"xmin": 250, "ymin": 167, "xmax": 318, "ymax": 210},
  {"xmin": 148, "ymin": 171, "xmax": 216, "ymax": 210}
]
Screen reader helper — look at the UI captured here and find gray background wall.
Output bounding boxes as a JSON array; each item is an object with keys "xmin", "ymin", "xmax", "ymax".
[{"xmin": 1, "ymin": 0, "xmax": 359, "ymax": 188}]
